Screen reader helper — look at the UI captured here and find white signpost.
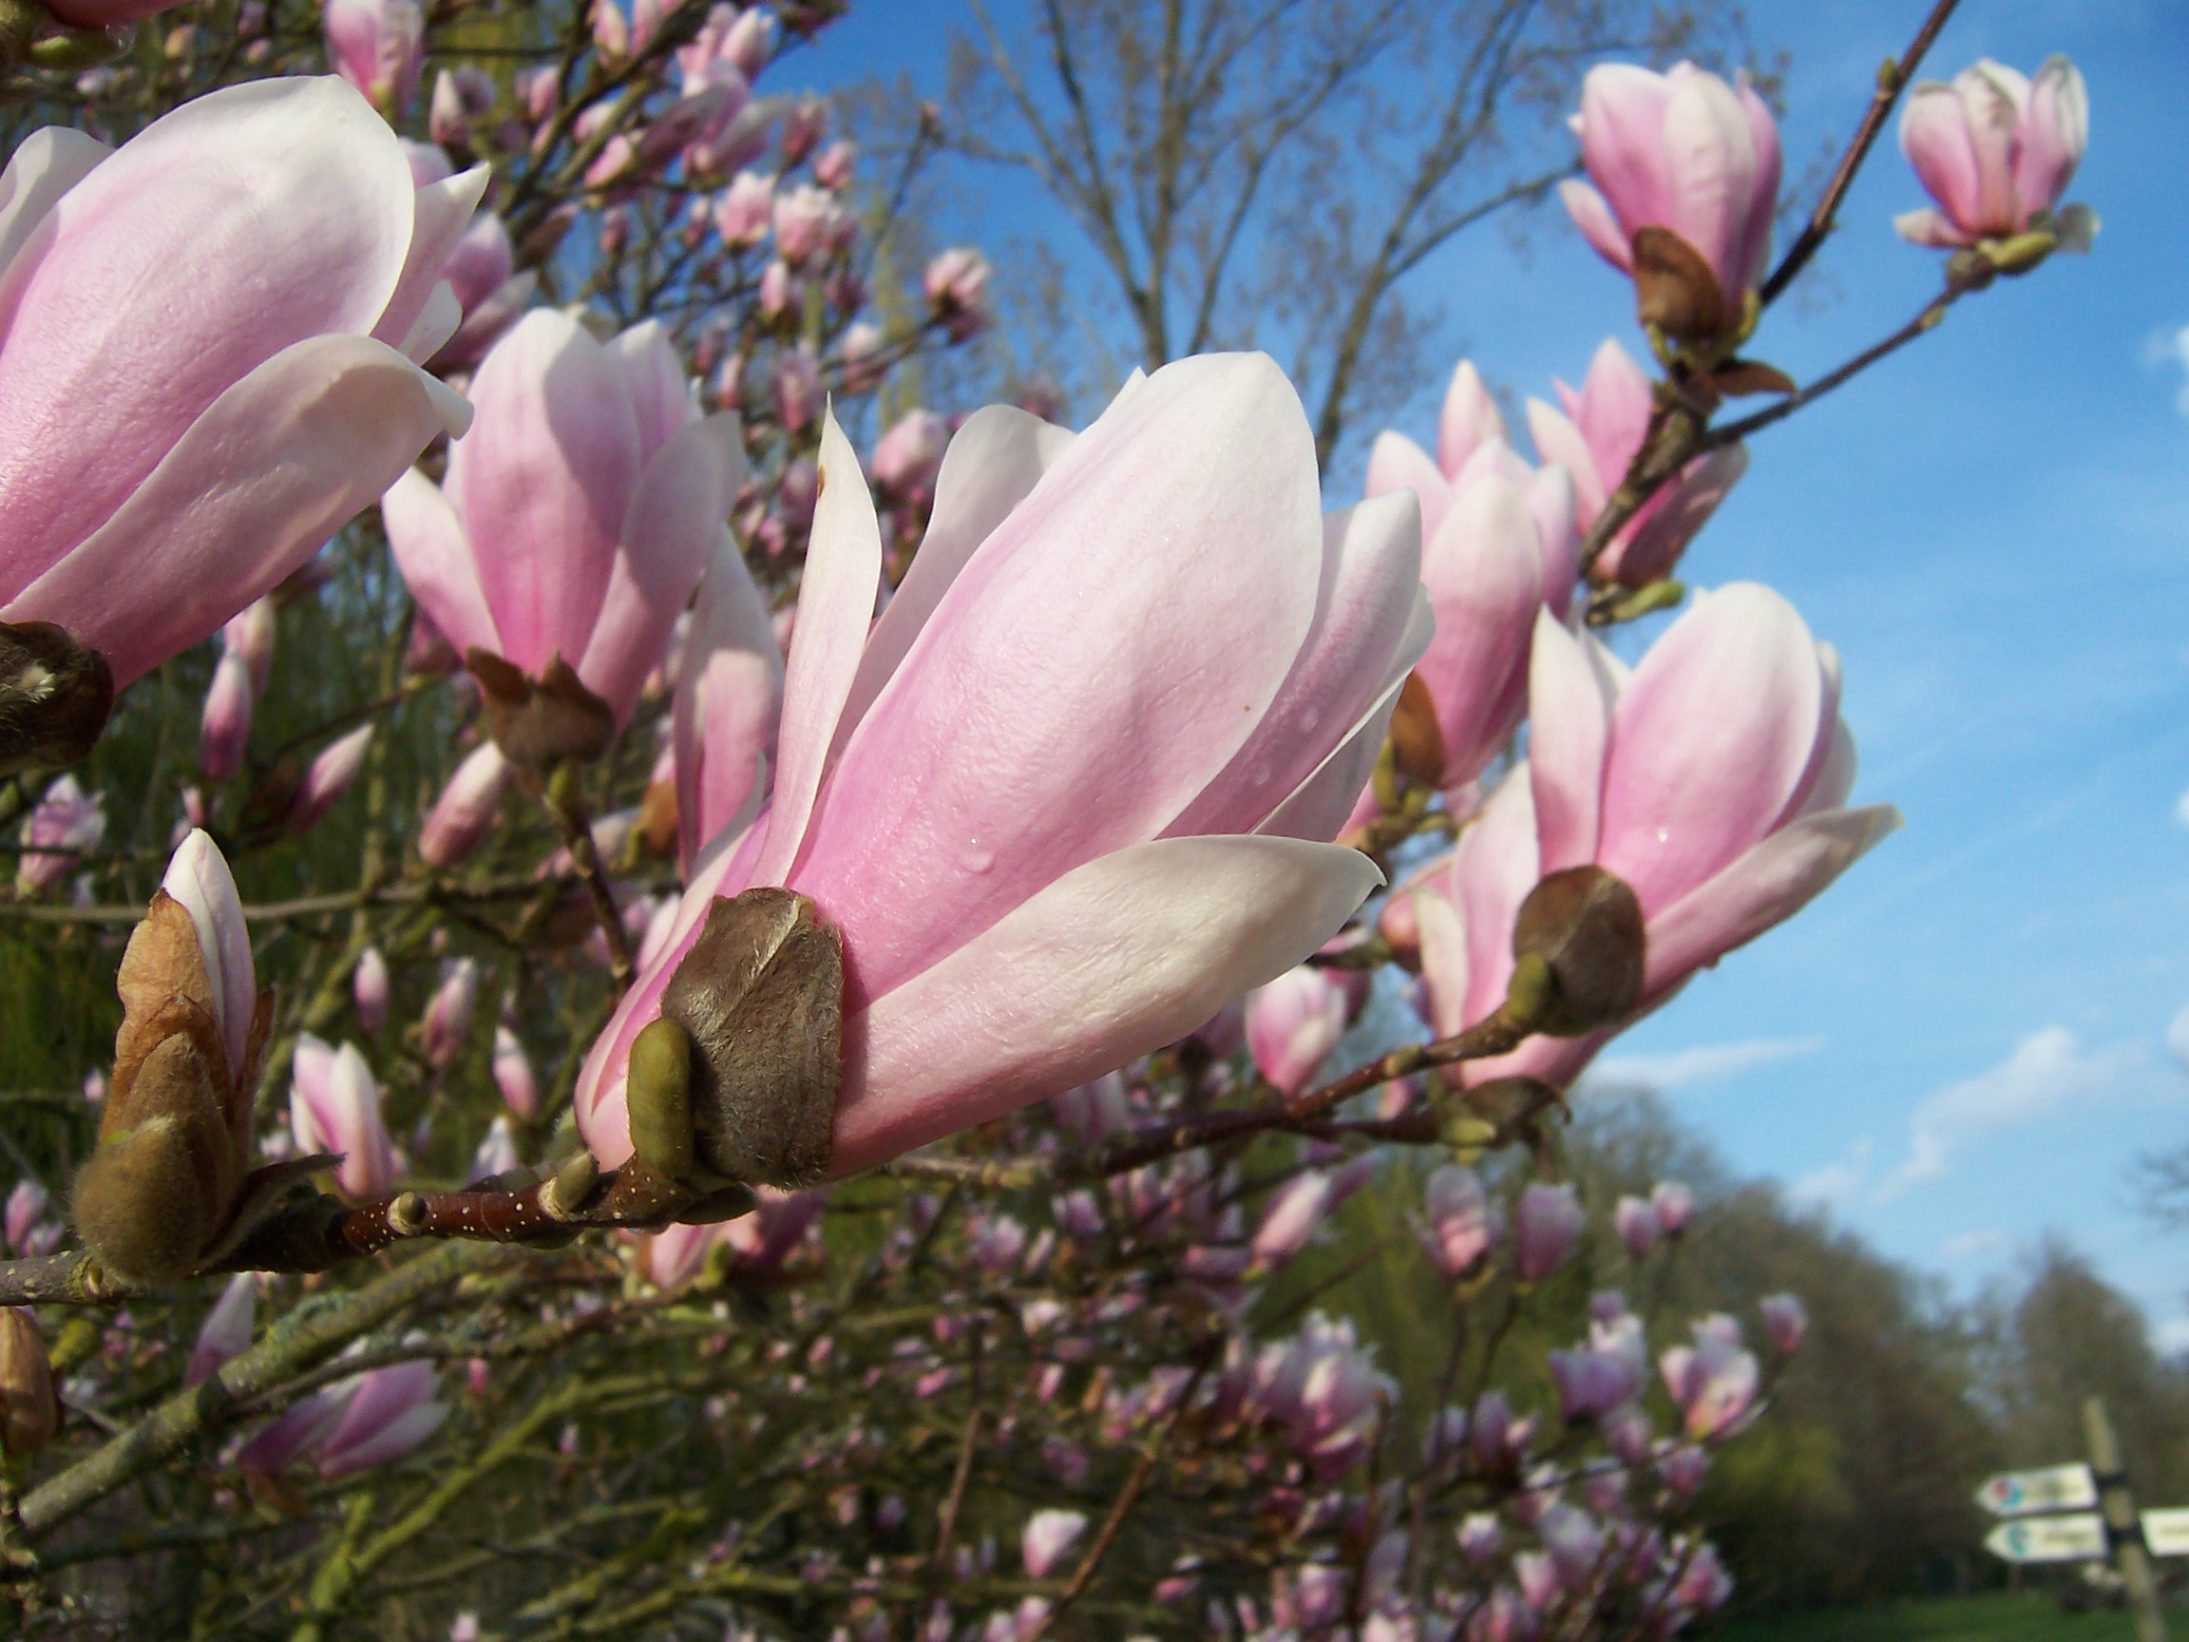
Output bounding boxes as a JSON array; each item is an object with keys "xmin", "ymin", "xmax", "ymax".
[
  {"xmin": 1974, "ymin": 1463, "xmax": 2098, "ymax": 1517},
  {"xmin": 2142, "ymin": 1508, "xmax": 2189, "ymax": 1559},
  {"xmin": 1983, "ymin": 1513, "xmax": 2108, "ymax": 1565}
]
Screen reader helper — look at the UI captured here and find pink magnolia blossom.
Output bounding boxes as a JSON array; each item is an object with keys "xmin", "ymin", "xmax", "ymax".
[
  {"xmin": 224, "ymin": 598, "xmax": 276, "ymax": 693},
  {"xmin": 717, "ymin": 1186, "xmax": 825, "ymax": 1273},
  {"xmin": 1760, "ymin": 1291, "xmax": 1807, "ymax": 1356},
  {"xmin": 418, "ymin": 741, "xmax": 513, "ymax": 868},
  {"xmin": 16, "ymin": 774, "xmax": 103, "ymax": 894},
  {"xmin": 0, "ymin": 78, "xmax": 475, "ymax": 687},
  {"xmin": 469, "ymin": 1115, "xmax": 519, "ymax": 1181},
  {"xmin": 324, "ymin": 0, "xmax": 426, "ymax": 116},
  {"xmin": 242, "ymin": 1359, "xmax": 448, "ymax": 1481},
  {"xmin": 672, "ymin": 537, "xmax": 783, "ymax": 870},
  {"xmin": 4, "ymin": 1181, "xmax": 47, "ymax": 1254},
  {"xmin": 290, "ymin": 1036, "xmax": 397, "ymax": 1201},
  {"xmin": 1896, "ymin": 57, "xmax": 2094, "ymax": 250},
  {"xmin": 164, "ymin": 830, "xmax": 258, "ymax": 1081},
  {"xmin": 1515, "ymin": 1182, "xmax": 1583, "ymax": 1282},
  {"xmin": 1560, "ymin": 62, "xmax": 1781, "ymax": 330},
  {"xmin": 354, "ymin": 947, "xmax": 391, "ymax": 1033},
  {"xmin": 1413, "ymin": 586, "xmax": 1897, "ymax": 1090},
  {"xmin": 772, "ymin": 183, "xmax": 845, "ymax": 266},
  {"xmin": 1423, "ymin": 1163, "xmax": 1497, "ymax": 1279},
  {"xmin": 186, "ymin": 1274, "xmax": 256, "ymax": 1388},
  {"xmin": 869, "ymin": 409, "xmax": 950, "ymax": 502},
  {"xmin": 1526, "ymin": 337, "xmax": 1747, "ymax": 587},
  {"xmin": 1613, "ymin": 1193, "xmax": 1659, "ymax": 1259},
  {"xmin": 198, "ymin": 650, "xmax": 253, "ymax": 782},
  {"xmin": 1661, "ymin": 1314, "xmax": 1759, "ymax": 1439},
  {"xmin": 923, "ymin": 247, "xmax": 994, "ymax": 341},
  {"xmin": 1651, "ymin": 1179, "xmax": 1695, "ymax": 1235},
  {"xmin": 382, "ymin": 311, "xmax": 744, "ymax": 727},
  {"xmin": 1021, "ymin": 1509, "xmax": 1088, "ymax": 1580},
  {"xmin": 421, "ymin": 958, "xmax": 478, "ymax": 1069},
  {"xmin": 716, "ymin": 170, "xmax": 776, "ymax": 248},
  {"xmin": 1367, "ymin": 428, "xmax": 1577, "ymax": 791},
  {"xmin": 285, "ymin": 725, "xmax": 373, "ymax": 834},
  {"xmin": 492, "ymin": 1026, "xmax": 538, "ymax": 1120},
  {"xmin": 577, "ymin": 353, "xmax": 1427, "ymax": 1177},
  {"xmin": 1244, "ymin": 964, "xmax": 1351, "ymax": 1096}
]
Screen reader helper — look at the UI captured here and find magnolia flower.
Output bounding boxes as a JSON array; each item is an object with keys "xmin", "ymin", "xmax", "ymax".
[
  {"xmin": 1365, "ymin": 409, "xmax": 1578, "ymax": 789},
  {"xmin": 238, "ymin": 1358, "xmax": 448, "ymax": 1480},
  {"xmin": 285, "ymin": 724, "xmax": 373, "ymax": 834},
  {"xmin": 578, "ymin": 353, "xmax": 1428, "ymax": 1177},
  {"xmin": 71, "ymin": 831, "xmax": 270, "ymax": 1283},
  {"xmin": 672, "ymin": 538, "xmax": 783, "ymax": 871},
  {"xmin": 1515, "ymin": 1183, "xmax": 1583, "ymax": 1282},
  {"xmin": 1760, "ymin": 1292, "xmax": 1808, "ymax": 1356},
  {"xmin": 716, "ymin": 170, "xmax": 776, "ymax": 248},
  {"xmin": 186, "ymin": 1274, "xmax": 257, "ymax": 1387},
  {"xmin": 290, "ymin": 1036, "xmax": 397, "ymax": 1201},
  {"xmin": 418, "ymin": 741, "xmax": 513, "ymax": 868},
  {"xmin": 922, "ymin": 247, "xmax": 993, "ymax": 340},
  {"xmin": 354, "ymin": 947, "xmax": 391, "ymax": 1033},
  {"xmin": 1244, "ymin": 964, "xmax": 1351, "ymax": 1097},
  {"xmin": 401, "ymin": 144, "xmax": 535, "ymax": 371},
  {"xmin": 1661, "ymin": 1315, "xmax": 1760, "ymax": 1439},
  {"xmin": 1423, "ymin": 1163, "xmax": 1497, "ymax": 1280},
  {"xmin": 324, "ymin": 0, "xmax": 425, "ymax": 116},
  {"xmin": 16, "ymin": 774, "xmax": 103, "ymax": 894},
  {"xmin": 870, "ymin": 409, "xmax": 950, "ymax": 501},
  {"xmin": 1896, "ymin": 57, "xmax": 2094, "ymax": 251},
  {"xmin": 0, "ymin": 78, "xmax": 474, "ymax": 694},
  {"xmin": 1560, "ymin": 62, "xmax": 1781, "ymax": 339},
  {"xmin": 492, "ymin": 1026, "xmax": 538, "ymax": 1120},
  {"xmin": 421, "ymin": 958, "xmax": 479, "ymax": 1069},
  {"xmin": 198, "ymin": 650, "xmax": 253, "ymax": 782},
  {"xmin": 1526, "ymin": 336, "xmax": 1747, "ymax": 587},
  {"xmin": 1412, "ymin": 585, "xmax": 1897, "ymax": 1089},
  {"xmin": 1021, "ymin": 1509, "xmax": 1088, "ymax": 1580},
  {"xmin": 383, "ymin": 311, "xmax": 744, "ymax": 756}
]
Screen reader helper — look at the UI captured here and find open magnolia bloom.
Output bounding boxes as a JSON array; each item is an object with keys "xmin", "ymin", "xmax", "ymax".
[
  {"xmin": 579, "ymin": 353, "xmax": 1431, "ymax": 1177},
  {"xmin": 382, "ymin": 309, "xmax": 745, "ymax": 766},
  {"xmin": 1409, "ymin": 585, "xmax": 1898, "ymax": 1088},
  {"xmin": 0, "ymin": 77, "xmax": 476, "ymax": 700}
]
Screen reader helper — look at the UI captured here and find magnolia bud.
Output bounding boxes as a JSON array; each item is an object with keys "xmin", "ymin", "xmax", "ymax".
[
  {"xmin": 467, "ymin": 650, "xmax": 615, "ymax": 770},
  {"xmin": 73, "ymin": 834, "xmax": 267, "ymax": 1284},
  {"xmin": 1507, "ymin": 865, "xmax": 1644, "ymax": 1035},
  {"xmin": 0, "ymin": 1310, "xmax": 60, "ymax": 1459},
  {"xmin": 0, "ymin": 619, "xmax": 114, "ymax": 776},
  {"xmin": 654, "ymin": 888, "xmax": 843, "ymax": 1187}
]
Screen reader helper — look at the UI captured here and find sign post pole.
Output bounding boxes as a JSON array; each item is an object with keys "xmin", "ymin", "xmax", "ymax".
[{"xmin": 2085, "ymin": 1396, "xmax": 2169, "ymax": 1642}]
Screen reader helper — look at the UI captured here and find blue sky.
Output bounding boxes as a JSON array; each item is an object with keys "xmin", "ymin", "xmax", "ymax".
[{"xmin": 805, "ymin": 2, "xmax": 2189, "ymax": 1341}]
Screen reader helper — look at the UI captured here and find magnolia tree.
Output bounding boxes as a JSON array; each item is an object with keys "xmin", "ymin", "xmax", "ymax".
[{"xmin": 0, "ymin": 0, "xmax": 2092, "ymax": 1635}]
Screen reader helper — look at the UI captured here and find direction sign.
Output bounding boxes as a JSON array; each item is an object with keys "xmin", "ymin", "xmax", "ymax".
[
  {"xmin": 1975, "ymin": 1463, "xmax": 2098, "ymax": 1516},
  {"xmin": 1984, "ymin": 1514, "xmax": 2108, "ymax": 1564},
  {"xmin": 2143, "ymin": 1508, "xmax": 2189, "ymax": 1558}
]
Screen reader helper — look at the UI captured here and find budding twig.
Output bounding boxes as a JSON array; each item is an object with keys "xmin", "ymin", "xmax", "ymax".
[{"xmin": 1759, "ymin": 0, "xmax": 1965, "ymax": 307}]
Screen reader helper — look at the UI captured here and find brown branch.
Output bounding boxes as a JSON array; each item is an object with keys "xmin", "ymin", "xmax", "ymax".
[
  {"xmin": 1759, "ymin": 0, "xmax": 1964, "ymax": 306},
  {"xmin": 0, "ymin": 1158, "xmax": 749, "ymax": 1307}
]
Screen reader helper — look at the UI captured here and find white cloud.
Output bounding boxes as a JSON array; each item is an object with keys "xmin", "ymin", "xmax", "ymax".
[
  {"xmin": 2168, "ymin": 1003, "xmax": 2189, "ymax": 1068},
  {"xmin": 2155, "ymin": 1316, "xmax": 2189, "ymax": 1357},
  {"xmin": 1873, "ymin": 1027, "xmax": 2147, "ymax": 1203},
  {"xmin": 1791, "ymin": 1137, "xmax": 1874, "ymax": 1211},
  {"xmin": 1943, "ymin": 1228, "xmax": 2012, "ymax": 1262},
  {"xmin": 1584, "ymin": 1036, "xmax": 1827, "ymax": 1094},
  {"xmin": 2145, "ymin": 323, "xmax": 2189, "ymax": 414},
  {"xmin": 2175, "ymin": 786, "xmax": 2189, "ymax": 829}
]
